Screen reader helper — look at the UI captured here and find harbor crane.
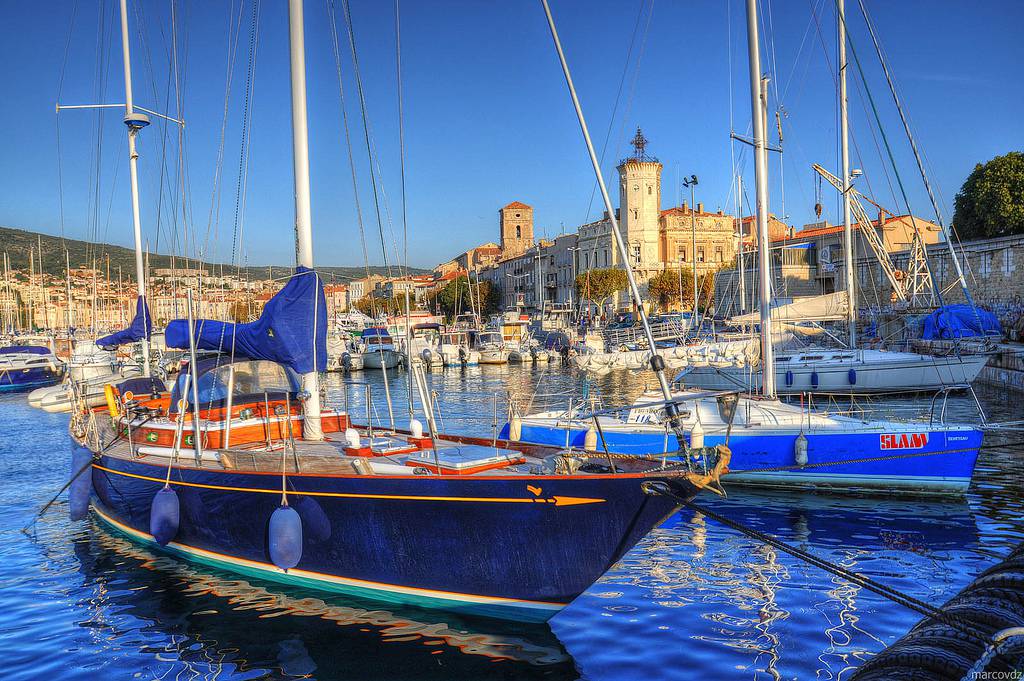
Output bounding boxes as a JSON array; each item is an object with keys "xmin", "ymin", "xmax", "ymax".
[{"xmin": 812, "ymin": 163, "xmax": 935, "ymax": 308}]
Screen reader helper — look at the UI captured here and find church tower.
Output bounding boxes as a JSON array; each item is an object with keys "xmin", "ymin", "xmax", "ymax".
[
  {"xmin": 499, "ymin": 201, "xmax": 534, "ymax": 258},
  {"xmin": 617, "ymin": 128, "xmax": 662, "ymax": 270}
]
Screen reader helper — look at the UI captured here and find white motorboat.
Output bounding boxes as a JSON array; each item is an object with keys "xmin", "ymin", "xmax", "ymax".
[
  {"xmin": 30, "ymin": 363, "xmax": 144, "ymax": 413},
  {"xmin": 406, "ymin": 322, "xmax": 445, "ymax": 368},
  {"xmin": 439, "ymin": 329, "xmax": 480, "ymax": 366},
  {"xmin": 359, "ymin": 327, "xmax": 404, "ymax": 370},
  {"xmin": 476, "ymin": 330, "xmax": 509, "ymax": 365}
]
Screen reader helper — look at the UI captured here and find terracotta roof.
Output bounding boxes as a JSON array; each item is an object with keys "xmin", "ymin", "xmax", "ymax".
[
  {"xmin": 771, "ymin": 215, "xmax": 918, "ymax": 242},
  {"xmin": 502, "ymin": 201, "xmax": 532, "ymax": 210}
]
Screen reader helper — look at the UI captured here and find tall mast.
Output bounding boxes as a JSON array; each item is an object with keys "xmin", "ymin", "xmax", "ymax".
[
  {"xmin": 287, "ymin": 0, "xmax": 323, "ymax": 440},
  {"xmin": 29, "ymin": 247, "xmax": 35, "ymax": 331},
  {"xmin": 39, "ymin": 234, "xmax": 50, "ymax": 331},
  {"xmin": 745, "ymin": 0, "xmax": 776, "ymax": 399},
  {"xmin": 838, "ymin": 0, "xmax": 856, "ymax": 347},
  {"xmin": 65, "ymin": 249, "xmax": 74, "ymax": 332},
  {"xmin": 737, "ymin": 174, "xmax": 746, "ymax": 317},
  {"xmin": 2, "ymin": 252, "xmax": 10, "ymax": 332},
  {"xmin": 118, "ymin": 0, "xmax": 151, "ymax": 375}
]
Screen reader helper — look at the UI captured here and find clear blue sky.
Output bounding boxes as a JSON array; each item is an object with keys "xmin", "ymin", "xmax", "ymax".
[{"xmin": 1, "ymin": 0, "xmax": 1021, "ymax": 270}]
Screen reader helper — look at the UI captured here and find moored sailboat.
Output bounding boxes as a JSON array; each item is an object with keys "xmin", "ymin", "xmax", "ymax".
[{"xmin": 73, "ymin": 0, "xmax": 728, "ymax": 623}]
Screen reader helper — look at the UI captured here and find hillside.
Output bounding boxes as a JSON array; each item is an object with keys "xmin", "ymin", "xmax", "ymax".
[{"xmin": 0, "ymin": 226, "xmax": 425, "ymax": 281}]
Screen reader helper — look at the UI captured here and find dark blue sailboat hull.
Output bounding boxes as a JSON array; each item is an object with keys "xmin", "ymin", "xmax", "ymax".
[{"xmin": 90, "ymin": 453, "xmax": 687, "ymax": 621}]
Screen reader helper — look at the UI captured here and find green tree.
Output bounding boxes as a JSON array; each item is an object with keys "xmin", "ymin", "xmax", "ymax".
[
  {"xmin": 575, "ymin": 268, "xmax": 628, "ymax": 313},
  {"xmin": 645, "ymin": 268, "xmax": 717, "ymax": 312},
  {"xmin": 427, "ymin": 276, "xmax": 500, "ymax": 320},
  {"xmin": 952, "ymin": 151, "xmax": 1024, "ymax": 239},
  {"xmin": 646, "ymin": 268, "xmax": 690, "ymax": 312},
  {"xmin": 353, "ymin": 296, "xmax": 410, "ymax": 317}
]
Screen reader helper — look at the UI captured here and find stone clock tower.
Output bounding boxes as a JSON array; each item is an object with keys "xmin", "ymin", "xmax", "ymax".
[{"xmin": 617, "ymin": 128, "xmax": 662, "ymax": 271}]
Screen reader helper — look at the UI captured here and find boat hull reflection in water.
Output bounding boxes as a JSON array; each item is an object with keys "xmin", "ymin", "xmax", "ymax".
[{"xmin": 75, "ymin": 523, "xmax": 575, "ymax": 679}]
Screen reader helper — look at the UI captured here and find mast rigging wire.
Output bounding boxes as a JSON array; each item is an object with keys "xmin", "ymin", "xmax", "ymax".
[{"xmin": 326, "ymin": 0, "xmax": 376, "ymax": 316}]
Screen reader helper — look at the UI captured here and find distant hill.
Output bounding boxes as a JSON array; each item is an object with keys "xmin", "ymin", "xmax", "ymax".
[{"xmin": 0, "ymin": 226, "xmax": 425, "ymax": 281}]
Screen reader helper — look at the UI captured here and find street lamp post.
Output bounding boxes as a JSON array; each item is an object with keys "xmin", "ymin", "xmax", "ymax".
[
  {"xmin": 682, "ymin": 174, "xmax": 699, "ymax": 329},
  {"xmin": 567, "ymin": 246, "xmax": 579, "ymax": 311},
  {"xmin": 677, "ymin": 256, "xmax": 684, "ymax": 313}
]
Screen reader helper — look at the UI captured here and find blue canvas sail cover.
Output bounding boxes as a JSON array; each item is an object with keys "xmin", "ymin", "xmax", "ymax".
[
  {"xmin": 922, "ymin": 304, "xmax": 1001, "ymax": 340},
  {"xmin": 96, "ymin": 296, "xmax": 152, "ymax": 349},
  {"xmin": 165, "ymin": 266, "xmax": 327, "ymax": 374},
  {"xmin": 0, "ymin": 345, "xmax": 51, "ymax": 355}
]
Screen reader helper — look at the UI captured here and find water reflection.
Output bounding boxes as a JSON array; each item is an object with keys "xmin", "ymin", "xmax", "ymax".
[
  {"xmin": 582, "ymin": 489, "xmax": 980, "ymax": 679},
  {"xmin": 73, "ymin": 522, "xmax": 577, "ymax": 680}
]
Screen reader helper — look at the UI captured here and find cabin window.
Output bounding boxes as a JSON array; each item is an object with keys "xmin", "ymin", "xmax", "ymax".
[
  {"xmin": 799, "ymin": 355, "xmax": 824, "ymax": 361},
  {"xmin": 776, "ymin": 356, "xmax": 791, "ymax": 362},
  {"xmin": 173, "ymin": 360, "xmax": 298, "ymax": 411}
]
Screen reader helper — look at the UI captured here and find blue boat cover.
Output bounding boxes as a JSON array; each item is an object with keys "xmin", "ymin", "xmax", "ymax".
[
  {"xmin": 97, "ymin": 296, "xmax": 152, "ymax": 349},
  {"xmin": 921, "ymin": 304, "xmax": 1001, "ymax": 340},
  {"xmin": 165, "ymin": 266, "xmax": 327, "ymax": 374},
  {"xmin": 0, "ymin": 345, "xmax": 51, "ymax": 355},
  {"xmin": 361, "ymin": 327, "xmax": 392, "ymax": 338}
]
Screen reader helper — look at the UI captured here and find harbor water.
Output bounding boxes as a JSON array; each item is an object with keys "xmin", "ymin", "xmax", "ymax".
[{"xmin": 1, "ymin": 366, "xmax": 1022, "ymax": 680}]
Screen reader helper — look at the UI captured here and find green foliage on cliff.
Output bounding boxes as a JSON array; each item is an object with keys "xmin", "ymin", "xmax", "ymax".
[
  {"xmin": 0, "ymin": 226, "xmax": 426, "ymax": 280},
  {"xmin": 952, "ymin": 152, "xmax": 1024, "ymax": 239}
]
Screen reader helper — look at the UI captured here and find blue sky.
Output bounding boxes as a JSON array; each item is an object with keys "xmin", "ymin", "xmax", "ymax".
[{"xmin": 1, "ymin": 0, "xmax": 1021, "ymax": 270}]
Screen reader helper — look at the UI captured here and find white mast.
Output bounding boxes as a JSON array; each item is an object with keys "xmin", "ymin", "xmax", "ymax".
[
  {"xmin": 838, "ymin": 0, "xmax": 856, "ymax": 347},
  {"xmin": 118, "ymin": 0, "xmax": 151, "ymax": 376},
  {"xmin": 745, "ymin": 0, "xmax": 776, "ymax": 399},
  {"xmin": 737, "ymin": 174, "xmax": 747, "ymax": 317},
  {"xmin": 65, "ymin": 249, "xmax": 74, "ymax": 332},
  {"xmin": 287, "ymin": 0, "xmax": 323, "ymax": 440}
]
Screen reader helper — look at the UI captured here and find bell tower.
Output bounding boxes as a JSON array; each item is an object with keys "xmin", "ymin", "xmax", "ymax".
[
  {"xmin": 499, "ymin": 201, "xmax": 534, "ymax": 258},
  {"xmin": 617, "ymin": 128, "xmax": 662, "ymax": 268}
]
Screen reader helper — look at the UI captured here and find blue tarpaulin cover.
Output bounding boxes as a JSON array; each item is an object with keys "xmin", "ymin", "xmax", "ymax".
[
  {"xmin": 0, "ymin": 345, "xmax": 51, "ymax": 355},
  {"xmin": 921, "ymin": 304, "xmax": 1001, "ymax": 340},
  {"xmin": 97, "ymin": 296, "xmax": 152, "ymax": 349},
  {"xmin": 165, "ymin": 266, "xmax": 326, "ymax": 374}
]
